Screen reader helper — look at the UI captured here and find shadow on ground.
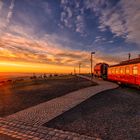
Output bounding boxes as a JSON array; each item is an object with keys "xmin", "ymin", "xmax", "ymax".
[{"xmin": 45, "ymin": 87, "xmax": 140, "ymax": 140}]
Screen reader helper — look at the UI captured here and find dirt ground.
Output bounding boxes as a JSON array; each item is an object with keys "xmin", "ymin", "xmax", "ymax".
[
  {"xmin": 46, "ymin": 87, "xmax": 140, "ymax": 140},
  {"xmin": 0, "ymin": 75, "xmax": 96, "ymax": 117}
]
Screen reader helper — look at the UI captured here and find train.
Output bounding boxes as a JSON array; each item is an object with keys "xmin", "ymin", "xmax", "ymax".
[
  {"xmin": 94, "ymin": 63, "xmax": 109, "ymax": 79},
  {"xmin": 94, "ymin": 57, "xmax": 140, "ymax": 87}
]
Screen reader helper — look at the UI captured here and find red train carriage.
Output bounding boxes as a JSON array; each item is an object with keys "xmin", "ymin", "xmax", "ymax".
[
  {"xmin": 94, "ymin": 63, "xmax": 109, "ymax": 79},
  {"xmin": 108, "ymin": 57, "xmax": 140, "ymax": 86}
]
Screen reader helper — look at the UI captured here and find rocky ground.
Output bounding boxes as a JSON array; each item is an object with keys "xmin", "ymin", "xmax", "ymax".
[
  {"xmin": 46, "ymin": 87, "xmax": 140, "ymax": 140},
  {"xmin": 0, "ymin": 75, "xmax": 96, "ymax": 117}
]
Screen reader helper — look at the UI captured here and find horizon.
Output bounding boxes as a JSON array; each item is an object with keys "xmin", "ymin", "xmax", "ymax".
[{"xmin": 0, "ymin": 0, "xmax": 140, "ymax": 73}]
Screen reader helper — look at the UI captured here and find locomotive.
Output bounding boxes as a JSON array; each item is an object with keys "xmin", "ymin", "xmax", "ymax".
[
  {"xmin": 94, "ymin": 63, "xmax": 109, "ymax": 79},
  {"xmin": 94, "ymin": 57, "xmax": 140, "ymax": 87}
]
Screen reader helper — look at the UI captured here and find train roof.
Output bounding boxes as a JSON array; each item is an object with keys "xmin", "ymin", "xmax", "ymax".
[
  {"xmin": 109, "ymin": 57, "xmax": 140, "ymax": 67},
  {"xmin": 95, "ymin": 63, "xmax": 109, "ymax": 66}
]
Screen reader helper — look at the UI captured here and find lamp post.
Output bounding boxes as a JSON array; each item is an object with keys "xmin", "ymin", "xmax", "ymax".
[
  {"xmin": 128, "ymin": 53, "xmax": 131, "ymax": 60},
  {"xmin": 91, "ymin": 52, "xmax": 95, "ymax": 78}
]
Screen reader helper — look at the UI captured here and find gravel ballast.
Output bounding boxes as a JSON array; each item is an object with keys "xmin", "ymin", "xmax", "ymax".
[{"xmin": 45, "ymin": 87, "xmax": 140, "ymax": 140}]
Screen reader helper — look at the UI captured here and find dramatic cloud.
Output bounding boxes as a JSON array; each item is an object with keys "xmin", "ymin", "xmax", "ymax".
[
  {"xmin": 0, "ymin": 33, "xmax": 88, "ymax": 66},
  {"xmin": 97, "ymin": 0, "xmax": 140, "ymax": 44},
  {"xmin": 99, "ymin": 10, "xmax": 126, "ymax": 37},
  {"xmin": 84, "ymin": 0, "xmax": 140, "ymax": 45},
  {"xmin": 60, "ymin": 0, "xmax": 86, "ymax": 35},
  {"xmin": 0, "ymin": 31, "xmax": 120, "ymax": 69},
  {"xmin": 0, "ymin": 0, "xmax": 139, "ymax": 73},
  {"xmin": 120, "ymin": 0, "xmax": 140, "ymax": 44}
]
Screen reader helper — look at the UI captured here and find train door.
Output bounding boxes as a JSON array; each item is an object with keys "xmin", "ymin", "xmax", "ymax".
[{"xmin": 102, "ymin": 64, "xmax": 108, "ymax": 79}]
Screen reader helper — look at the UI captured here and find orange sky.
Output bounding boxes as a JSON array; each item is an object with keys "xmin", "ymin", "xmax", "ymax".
[
  {"xmin": 0, "ymin": 61, "xmax": 90, "ymax": 74},
  {"xmin": 0, "ymin": 33, "xmax": 119, "ymax": 74},
  {"xmin": 0, "ymin": 33, "xmax": 93, "ymax": 73},
  {"xmin": 0, "ymin": 0, "xmax": 139, "ymax": 74}
]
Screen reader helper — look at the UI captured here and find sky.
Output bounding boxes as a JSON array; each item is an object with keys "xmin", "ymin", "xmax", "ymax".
[{"xmin": 0, "ymin": 0, "xmax": 140, "ymax": 73}]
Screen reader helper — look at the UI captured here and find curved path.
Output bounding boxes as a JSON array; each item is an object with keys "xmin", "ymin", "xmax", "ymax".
[
  {"xmin": 5, "ymin": 76, "xmax": 118, "ymax": 126},
  {"xmin": 0, "ymin": 76, "xmax": 118, "ymax": 140}
]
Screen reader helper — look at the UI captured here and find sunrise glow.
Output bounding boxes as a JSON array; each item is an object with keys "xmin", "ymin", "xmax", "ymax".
[{"xmin": 0, "ymin": 0, "xmax": 140, "ymax": 73}]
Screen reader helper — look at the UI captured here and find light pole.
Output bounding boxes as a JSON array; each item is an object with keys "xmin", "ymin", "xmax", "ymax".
[
  {"xmin": 91, "ymin": 52, "xmax": 95, "ymax": 77},
  {"xmin": 128, "ymin": 53, "xmax": 131, "ymax": 60}
]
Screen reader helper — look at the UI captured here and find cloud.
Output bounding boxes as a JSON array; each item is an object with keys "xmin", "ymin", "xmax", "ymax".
[
  {"xmin": 60, "ymin": 0, "xmax": 86, "ymax": 35},
  {"xmin": 99, "ymin": 9, "xmax": 127, "ymax": 37},
  {"xmin": 98, "ymin": 24, "xmax": 106, "ymax": 31},
  {"xmin": 0, "ymin": 32, "xmax": 88, "ymax": 66},
  {"xmin": 85, "ymin": 0, "xmax": 127, "ymax": 37},
  {"xmin": 61, "ymin": 0, "xmax": 68, "ymax": 5},
  {"xmin": 67, "ymin": 7, "xmax": 72, "ymax": 18},
  {"xmin": 1, "ymin": 0, "xmax": 139, "ymax": 71},
  {"xmin": 99, "ymin": 0, "xmax": 140, "ymax": 44},
  {"xmin": 0, "ymin": 31, "xmax": 123, "ymax": 69},
  {"xmin": 75, "ymin": 15, "xmax": 85, "ymax": 34},
  {"xmin": 60, "ymin": 1, "xmax": 72, "ymax": 28},
  {"xmin": 0, "ymin": 0, "xmax": 15, "ymax": 34},
  {"xmin": 0, "ymin": 0, "xmax": 3, "ymax": 11},
  {"xmin": 85, "ymin": 0, "xmax": 106, "ymax": 15},
  {"xmin": 85, "ymin": 0, "xmax": 140, "ymax": 45},
  {"xmin": 94, "ymin": 36, "xmax": 106, "ymax": 43},
  {"xmin": 120, "ymin": 0, "xmax": 140, "ymax": 44},
  {"xmin": 60, "ymin": 10, "xmax": 72, "ymax": 28},
  {"xmin": 108, "ymin": 40, "xmax": 114, "ymax": 43},
  {"xmin": 7, "ymin": 0, "xmax": 15, "ymax": 23}
]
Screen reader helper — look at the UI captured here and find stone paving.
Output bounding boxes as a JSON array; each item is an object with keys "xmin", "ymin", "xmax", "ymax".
[
  {"xmin": 0, "ymin": 76, "xmax": 118, "ymax": 139},
  {"xmin": 0, "ymin": 117, "xmax": 98, "ymax": 140},
  {"xmin": 5, "ymin": 76, "xmax": 118, "ymax": 126}
]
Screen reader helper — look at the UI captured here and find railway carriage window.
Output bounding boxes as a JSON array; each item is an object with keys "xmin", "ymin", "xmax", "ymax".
[
  {"xmin": 116, "ymin": 68, "xmax": 119, "ymax": 74},
  {"xmin": 125, "ymin": 67, "xmax": 130, "ymax": 74},
  {"xmin": 120, "ymin": 67, "xmax": 125, "ymax": 74},
  {"xmin": 120, "ymin": 68, "xmax": 123, "ymax": 74},
  {"xmin": 133, "ymin": 66, "xmax": 138, "ymax": 75},
  {"xmin": 112, "ymin": 69, "xmax": 114, "ymax": 74}
]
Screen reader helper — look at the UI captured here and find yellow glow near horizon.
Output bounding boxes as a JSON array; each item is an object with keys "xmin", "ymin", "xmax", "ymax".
[{"xmin": 0, "ymin": 61, "xmax": 89, "ymax": 73}]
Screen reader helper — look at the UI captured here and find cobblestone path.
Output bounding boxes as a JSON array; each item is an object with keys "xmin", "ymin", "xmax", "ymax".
[
  {"xmin": 1, "ymin": 76, "xmax": 118, "ymax": 139},
  {"xmin": 0, "ymin": 117, "xmax": 98, "ymax": 140},
  {"xmin": 5, "ymin": 76, "xmax": 118, "ymax": 126}
]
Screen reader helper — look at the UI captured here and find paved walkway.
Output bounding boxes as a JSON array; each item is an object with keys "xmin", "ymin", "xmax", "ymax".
[
  {"xmin": 5, "ymin": 76, "xmax": 118, "ymax": 126},
  {"xmin": 0, "ymin": 117, "xmax": 97, "ymax": 140},
  {"xmin": 0, "ymin": 76, "xmax": 118, "ymax": 139}
]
